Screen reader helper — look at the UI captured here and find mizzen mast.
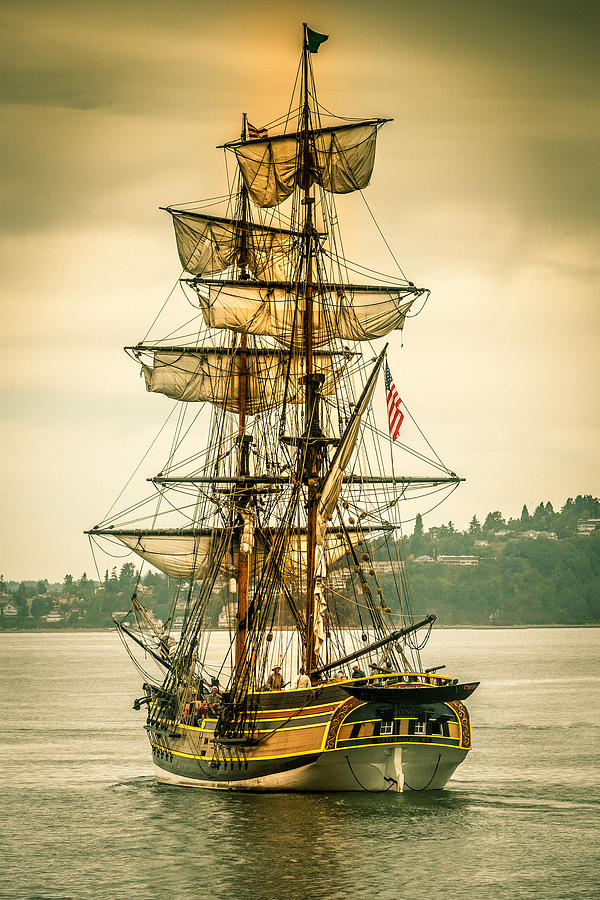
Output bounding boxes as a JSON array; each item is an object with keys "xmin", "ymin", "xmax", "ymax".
[{"xmin": 235, "ymin": 112, "xmax": 251, "ymax": 677}]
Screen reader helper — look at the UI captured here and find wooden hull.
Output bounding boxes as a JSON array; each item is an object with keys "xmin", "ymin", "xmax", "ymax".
[{"xmin": 146, "ymin": 681, "xmax": 473, "ymax": 792}]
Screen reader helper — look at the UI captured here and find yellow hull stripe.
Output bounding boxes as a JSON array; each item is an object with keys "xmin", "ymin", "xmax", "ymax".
[{"xmin": 150, "ymin": 736, "xmax": 465, "ymax": 763}]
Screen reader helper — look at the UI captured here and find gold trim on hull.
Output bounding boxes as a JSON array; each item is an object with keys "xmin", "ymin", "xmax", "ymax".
[{"xmin": 145, "ymin": 691, "xmax": 472, "ymax": 790}]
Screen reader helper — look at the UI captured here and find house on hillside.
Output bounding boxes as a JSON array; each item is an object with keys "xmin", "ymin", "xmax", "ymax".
[
  {"xmin": 577, "ymin": 518, "xmax": 600, "ymax": 535},
  {"xmin": 45, "ymin": 609, "xmax": 64, "ymax": 623},
  {"xmin": 437, "ymin": 555, "xmax": 479, "ymax": 566},
  {"xmin": 1, "ymin": 601, "xmax": 18, "ymax": 618},
  {"xmin": 370, "ymin": 561, "xmax": 395, "ymax": 575},
  {"xmin": 523, "ymin": 530, "xmax": 557, "ymax": 541}
]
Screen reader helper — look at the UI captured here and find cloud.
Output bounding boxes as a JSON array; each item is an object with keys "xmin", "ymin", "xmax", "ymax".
[{"xmin": 1, "ymin": 0, "xmax": 599, "ymax": 579}]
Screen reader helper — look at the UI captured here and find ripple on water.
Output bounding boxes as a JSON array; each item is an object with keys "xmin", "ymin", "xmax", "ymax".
[{"xmin": 1, "ymin": 629, "xmax": 599, "ymax": 900}]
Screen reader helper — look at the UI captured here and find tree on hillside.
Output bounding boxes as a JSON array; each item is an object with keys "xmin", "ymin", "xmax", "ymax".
[
  {"xmin": 13, "ymin": 581, "xmax": 35, "ymax": 601},
  {"xmin": 104, "ymin": 568, "xmax": 119, "ymax": 596},
  {"xmin": 469, "ymin": 515, "xmax": 481, "ymax": 535},
  {"xmin": 77, "ymin": 573, "xmax": 95, "ymax": 603},
  {"xmin": 531, "ymin": 502, "xmax": 546, "ymax": 527},
  {"xmin": 483, "ymin": 511, "xmax": 505, "ymax": 532},
  {"xmin": 31, "ymin": 595, "xmax": 52, "ymax": 619},
  {"xmin": 410, "ymin": 514, "xmax": 424, "ymax": 556},
  {"xmin": 119, "ymin": 562, "xmax": 136, "ymax": 590},
  {"xmin": 520, "ymin": 505, "xmax": 530, "ymax": 525}
]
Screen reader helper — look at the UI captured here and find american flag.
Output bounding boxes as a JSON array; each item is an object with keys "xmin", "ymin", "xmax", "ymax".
[
  {"xmin": 384, "ymin": 361, "xmax": 404, "ymax": 440},
  {"xmin": 247, "ymin": 122, "xmax": 268, "ymax": 140}
]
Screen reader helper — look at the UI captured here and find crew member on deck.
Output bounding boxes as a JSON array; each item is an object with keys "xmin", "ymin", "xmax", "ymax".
[
  {"xmin": 265, "ymin": 666, "xmax": 284, "ymax": 690},
  {"xmin": 351, "ymin": 664, "xmax": 366, "ymax": 679},
  {"xmin": 294, "ymin": 667, "xmax": 311, "ymax": 689},
  {"xmin": 207, "ymin": 686, "xmax": 221, "ymax": 716},
  {"xmin": 184, "ymin": 698, "xmax": 207, "ymax": 724}
]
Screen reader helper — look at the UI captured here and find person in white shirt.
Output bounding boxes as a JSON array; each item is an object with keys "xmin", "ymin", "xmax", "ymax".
[{"xmin": 295, "ymin": 667, "xmax": 311, "ymax": 689}]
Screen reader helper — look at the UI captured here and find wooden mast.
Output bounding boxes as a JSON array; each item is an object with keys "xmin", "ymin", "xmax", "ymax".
[
  {"xmin": 235, "ymin": 112, "xmax": 251, "ymax": 677},
  {"xmin": 301, "ymin": 24, "xmax": 323, "ymax": 678}
]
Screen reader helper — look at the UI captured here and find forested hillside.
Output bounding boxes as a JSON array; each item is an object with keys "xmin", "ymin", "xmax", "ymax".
[
  {"xmin": 389, "ymin": 494, "xmax": 600, "ymax": 625},
  {"xmin": 1, "ymin": 495, "xmax": 599, "ymax": 628},
  {"xmin": 402, "ymin": 534, "xmax": 600, "ymax": 625}
]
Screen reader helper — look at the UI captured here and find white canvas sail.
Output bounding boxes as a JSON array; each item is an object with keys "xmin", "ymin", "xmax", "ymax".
[
  {"xmin": 234, "ymin": 122, "xmax": 382, "ymax": 208},
  {"xmin": 196, "ymin": 283, "xmax": 414, "ymax": 347},
  {"xmin": 114, "ymin": 533, "xmax": 225, "ymax": 579},
  {"xmin": 141, "ymin": 348, "xmax": 344, "ymax": 414},
  {"xmin": 107, "ymin": 528, "xmax": 353, "ymax": 582},
  {"xmin": 315, "ymin": 353, "xmax": 385, "ymax": 546},
  {"xmin": 277, "ymin": 529, "xmax": 349, "ymax": 581},
  {"xmin": 170, "ymin": 210, "xmax": 300, "ymax": 280}
]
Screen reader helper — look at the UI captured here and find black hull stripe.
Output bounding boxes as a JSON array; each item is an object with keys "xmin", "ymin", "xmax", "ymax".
[{"xmin": 336, "ymin": 735, "xmax": 460, "ymax": 750}]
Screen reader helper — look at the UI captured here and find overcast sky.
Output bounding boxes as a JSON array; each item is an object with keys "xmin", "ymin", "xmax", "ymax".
[{"xmin": 1, "ymin": 0, "xmax": 599, "ymax": 582}]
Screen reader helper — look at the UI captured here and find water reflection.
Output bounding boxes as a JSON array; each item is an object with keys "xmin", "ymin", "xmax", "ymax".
[
  {"xmin": 2, "ymin": 630, "xmax": 599, "ymax": 900},
  {"xmin": 128, "ymin": 785, "xmax": 478, "ymax": 900}
]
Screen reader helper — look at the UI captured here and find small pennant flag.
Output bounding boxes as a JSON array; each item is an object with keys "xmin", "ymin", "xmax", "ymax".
[
  {"xmin": 306, "ymin": 26, "xmax": 329, "ymax": 53},
  {"xmin": 384, "ymin": 360, "xmax": 404, "ymax": 440},
  {"xmin": 247, "ymin": 122, "xmax": 268, "ymax": 140}
]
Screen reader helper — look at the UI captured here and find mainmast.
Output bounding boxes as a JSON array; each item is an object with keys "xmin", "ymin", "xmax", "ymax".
[
  {"xmin": 302, "ymin": 23, "xmax": 314, "ymax": 379},
  {"xmin": 301, "ymin": 23, "xmax": 324, "ymax": 677}
]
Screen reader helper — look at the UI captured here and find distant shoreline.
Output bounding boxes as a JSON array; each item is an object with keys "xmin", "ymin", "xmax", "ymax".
[{"xmin": 1, "ymin": 623, "xmax": 599, "ymax": 634}]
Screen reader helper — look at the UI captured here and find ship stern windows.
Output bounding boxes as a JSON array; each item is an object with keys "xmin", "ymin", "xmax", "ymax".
[
  {"xmin": 431, "ymin": 715, "xmax": 450, "ymax": 737},
  {"xmin": 375, "ymin": 708, "xmax": 396, "ymax": 737},
  {"xmin": 408, "ymin": 718, "xmax": 428, "ymax": 736}
]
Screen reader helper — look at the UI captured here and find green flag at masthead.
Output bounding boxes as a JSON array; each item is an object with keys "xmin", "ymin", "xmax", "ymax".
[{"xmin": 306, "ymin": 26, "xmax": 329, "ymax": 53}]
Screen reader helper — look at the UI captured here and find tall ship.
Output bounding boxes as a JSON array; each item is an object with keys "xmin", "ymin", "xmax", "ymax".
[{"xmin": 88, "ymin": 25, "xmax": 478, "ymax": 792}]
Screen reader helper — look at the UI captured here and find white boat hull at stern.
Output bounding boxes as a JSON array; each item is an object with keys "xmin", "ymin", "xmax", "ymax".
[{"xmin": 153, "ymin": 744, "xmax": 467, "ymax": 792}]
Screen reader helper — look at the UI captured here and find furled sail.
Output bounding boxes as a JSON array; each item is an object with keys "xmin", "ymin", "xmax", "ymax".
[
  {"xmin": 309, "ymin": 353, "xmax": 384, "ymax": 658},
  {"xmin": 195, "ymin": 281, "xmax": 416, "ymax": 347},
  {"xmin": 233, "ymin": 121, "xmax": 385, "ymax": 208},
  {"xmin": 313, "ymin": 545, "xmax": 328, "ymax": 656},
  {"xmin": 277, "ymin": 530, "xmax": 349, "ymax": 581},
  {"xmin": 168, "ymin": 209, "xmax": 300, "ymax": 280},
  {"xmin": 315, "ymin": 351, "xmax": 385, "ymax": 546},
  {"xmin": 92, "ymin": 527, "xmax": 357, "ymax": 581},
  {"xmin": 110, "ymin": 531, "xmax": 227, "ymax": 580},
  {"xmin": 141, "ymin": 347, "xmax": 345, "ymax": 414}
]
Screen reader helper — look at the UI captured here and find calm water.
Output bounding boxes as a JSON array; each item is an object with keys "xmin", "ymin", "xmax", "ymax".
[{"xmin": 1, "ymin": 628, "xmax": 598, "ymax": 900}]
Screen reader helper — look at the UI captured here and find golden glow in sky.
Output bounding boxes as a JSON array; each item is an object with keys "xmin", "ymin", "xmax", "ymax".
[{"xmin": 1, "ymin": 0, "xmax": 599, "ymax": 580}]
